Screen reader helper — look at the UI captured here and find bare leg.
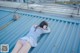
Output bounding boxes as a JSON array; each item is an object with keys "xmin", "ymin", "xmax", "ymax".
[
  {"xmin": 18, "ymin": 41, "xmax": 31, "ymax": 53},
  {"xmin": 11, "ymin": 40, "xmax": 23, "ymax": 53}
]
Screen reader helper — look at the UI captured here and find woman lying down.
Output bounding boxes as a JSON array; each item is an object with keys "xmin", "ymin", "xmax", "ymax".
[{"xmin": 11, "ymin": 21, "xmax": 51, "ymax": 53}]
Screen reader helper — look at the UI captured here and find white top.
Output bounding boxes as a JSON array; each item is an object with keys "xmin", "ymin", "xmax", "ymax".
[{"xmin": 21, "ymin": 25, "xmax": 51, "ymax": 43}]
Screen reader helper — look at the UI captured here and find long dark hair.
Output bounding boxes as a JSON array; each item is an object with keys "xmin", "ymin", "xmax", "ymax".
[{"xmin": 34, "ymin": 21, "xmax": 48, "ymax": 31}]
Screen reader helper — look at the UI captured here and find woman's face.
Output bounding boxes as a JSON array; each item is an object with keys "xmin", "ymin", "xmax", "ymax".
[{"xmin": 43, "ymin": 25, "xmax": 47, "ymax": 29}]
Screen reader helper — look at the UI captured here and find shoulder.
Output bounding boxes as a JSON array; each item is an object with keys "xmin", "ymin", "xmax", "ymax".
[
  {"xmin": 30, "ymin": 24, "xmax": 38, "ymax": 29},
  {"xmin": 32, "ymin": 24, "xmax": 38, "ymax": 27}
]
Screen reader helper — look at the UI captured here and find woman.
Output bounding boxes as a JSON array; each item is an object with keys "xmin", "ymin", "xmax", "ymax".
[{"xmin": 11, "ymin": 21, "xmax": 51, "ymax": 53}]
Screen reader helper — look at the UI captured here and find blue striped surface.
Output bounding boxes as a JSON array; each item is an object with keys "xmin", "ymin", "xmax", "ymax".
[
  {"xmin": 0, "ymin": 9, "xmax": 80, "ymax": 53},
  {"xmin": 0, "ymin": 14, "xmax": 12, "ymax": 27},
  {"xmin": 0, "ymin": 10, "xmax": 10, "ymax": 19}
]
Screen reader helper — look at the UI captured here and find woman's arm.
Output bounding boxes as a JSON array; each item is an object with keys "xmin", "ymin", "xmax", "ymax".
[{"xmin": 42, "ymin": 27, "xmax": 51, "ymax": 33}]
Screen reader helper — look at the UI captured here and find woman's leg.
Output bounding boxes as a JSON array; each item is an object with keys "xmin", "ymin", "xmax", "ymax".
[
  {"xmin": 18, "ymin": 41, "xmax": 31, "ymax": 53},
  {"xmin": 11, "ymin": 40, "xmax": 23, "ymax": 53}
]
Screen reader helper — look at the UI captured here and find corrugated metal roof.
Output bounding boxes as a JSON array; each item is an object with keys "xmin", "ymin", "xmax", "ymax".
[{"xmin": 0, "ymin": 9, "xmax": 80, "ymax": 53}]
